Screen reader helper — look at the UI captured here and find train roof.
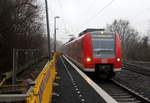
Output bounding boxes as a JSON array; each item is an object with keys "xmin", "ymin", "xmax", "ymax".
[
  {"xmin": 79, "ymin": 28, "xmax": 105, "ymax": 36},
  {"xmin": 63, "ymin": 28, "xmax": 116, "ymax": 46}
]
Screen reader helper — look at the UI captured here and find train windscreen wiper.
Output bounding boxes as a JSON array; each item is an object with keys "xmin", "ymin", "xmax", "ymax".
[{"xmin": 94, "ymin": 48, "xmax": 114, "ymax": 52}]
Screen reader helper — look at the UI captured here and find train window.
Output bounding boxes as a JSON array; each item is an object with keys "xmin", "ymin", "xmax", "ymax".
[
  {"xmin": 92, "ymin": 39, "xmax": 114, "ymax": 50},
  {"xmin": 92, "ymin": 38, "xmax": 115, "ymax": 58}
]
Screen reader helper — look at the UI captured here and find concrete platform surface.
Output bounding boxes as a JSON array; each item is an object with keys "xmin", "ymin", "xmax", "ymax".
[{"xmin": 51, "ymin": 56, "xmax": 108, "ymax": 103}]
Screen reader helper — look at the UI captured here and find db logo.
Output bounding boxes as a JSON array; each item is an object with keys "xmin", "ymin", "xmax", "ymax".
[{"xmin": 101, "ymin": 59, "xmax": 108, "ymax": 63}]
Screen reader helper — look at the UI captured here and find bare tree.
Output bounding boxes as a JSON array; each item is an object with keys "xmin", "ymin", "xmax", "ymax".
[
  {"xmin": 106, "ymin": 19, "xmax": 140, "ymax": 59},
  {"xmin": 0, "ymin": 0, "xmax": 48, "ymax": 74},
  {"xmin": 107, "ymin": 19, "xmax": 150, "ymax": 61}
]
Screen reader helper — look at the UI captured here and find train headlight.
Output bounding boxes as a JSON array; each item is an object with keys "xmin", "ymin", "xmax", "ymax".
[
  {"xmin": 86, "ymin": 57, "xmax": 92, "ymax": 62},
  {"xmin": 116, "ymin": 58, "xmax": 120, "ymax": 62}
]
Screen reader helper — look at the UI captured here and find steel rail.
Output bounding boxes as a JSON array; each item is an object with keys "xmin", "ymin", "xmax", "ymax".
[
  {"xmin": 111, "ymin": 79, "xmax": 150, "ymax": 103},
  {"xmin": 122, "ymin": 63, "xmax": 150, "ymax": 77}
]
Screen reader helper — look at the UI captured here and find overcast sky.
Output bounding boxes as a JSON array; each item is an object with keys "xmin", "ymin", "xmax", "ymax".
[{"xmin": 40, "ymin": 0, "xmax": 150, "ymax": 43}]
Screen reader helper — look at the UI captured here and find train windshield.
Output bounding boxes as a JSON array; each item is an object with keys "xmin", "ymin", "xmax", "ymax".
[{"xmin": 91, "ymin": 33, "xmax": 115, "ymax": 58}]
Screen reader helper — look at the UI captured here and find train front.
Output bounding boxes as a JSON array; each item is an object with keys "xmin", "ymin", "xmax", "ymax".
[{"xmin": 84, "ymin": 31, "xmax": 122, "ymax": 78}]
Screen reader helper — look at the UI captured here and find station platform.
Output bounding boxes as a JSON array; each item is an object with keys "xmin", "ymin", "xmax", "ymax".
[{"xmin": 52, "ymin": 55, "xmax": 117, "ymax": 103}]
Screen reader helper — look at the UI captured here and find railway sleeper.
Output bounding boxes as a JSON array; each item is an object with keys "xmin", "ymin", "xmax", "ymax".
[
  {"xmin": 112, "ymin": 95, "xmax": 132, "ymax": 98},
  {"xmin": 118, "ymin": 101, "xmax": 140, "ymax": 103},
  {"xmin": 113, "ymin": 96, "xmax": 132, "ymax": 99},
  {"xmin": 107, "ymin": 91, "xmax": 129, "ymax": 94},
  {"xmin": 117, "ymin": 100, "xmax": 140, "ymax": 103},
  {"xmin": 115, "ymin": 98, "xmax": 136, "ymax": 101},
  {"xmin": 111, "ymin": 93, "xmax": 130, "ymax": 96}
]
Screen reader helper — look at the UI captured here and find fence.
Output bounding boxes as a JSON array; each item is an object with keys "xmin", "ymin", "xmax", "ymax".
[
  {"xmin": 26, "ymin": 53, "xmax": 57, "ymax": 103},
  {"xmin": 0, "ymin": 53, "xmax": 58, "ymax": 103}
]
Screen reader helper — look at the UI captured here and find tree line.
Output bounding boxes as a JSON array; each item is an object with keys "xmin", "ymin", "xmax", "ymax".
[
  {"xmin": 106, "ymin": 19, "xmax": 150, "ymax": 61},
  {"xmin": 0, "ymin": 0, "xmax": 49, "ymax": 74}
]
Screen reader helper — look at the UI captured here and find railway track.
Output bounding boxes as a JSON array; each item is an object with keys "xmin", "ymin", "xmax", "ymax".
[
  {"xmin": 63, "ymin": 55, "xmax": 150, "ymax": 103},
  {"xmin": 122, "ymin": 63, "xmax": 150, "ymax": 77},
  {"xmin": 97, "ymin": 79, "xmax": 150, "ymax": 103}
]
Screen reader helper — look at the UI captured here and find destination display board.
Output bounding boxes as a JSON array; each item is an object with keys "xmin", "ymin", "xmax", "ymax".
[
  {"xmin": 90, "ymin": 32, "xmax": 115, "ymax": 39},
  {"xmin": 91, "ymin": 34, "xmax": 113, "ymax": 38}
]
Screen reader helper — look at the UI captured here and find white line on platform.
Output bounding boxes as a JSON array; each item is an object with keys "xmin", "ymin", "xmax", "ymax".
[
  {"xmin": 60, "ymin": 56, "xmax": 74, "ymax": 82},
  {"xmin": 62, "ymin": 55, "xmax": 118, "ymax": 103},
  {"xmin": 60, "ymin": 56, "xmax": 86, "ymax": 102}
]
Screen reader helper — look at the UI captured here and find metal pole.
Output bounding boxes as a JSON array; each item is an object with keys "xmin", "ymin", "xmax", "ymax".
[
  {"xmin": 54, "ymin": 18, "xmax": 56, "ymax": 52},
  {"xmin": 12, "ymin": 48, "xmax": 16, "ymax": 85},
  {"xmin": 45, "ymin": 0, "xmax": 51, "ymax": 60},
  {"xmin": 16, "ymin": 49, "xmax": 18, "ymax": 80},
  {"xmin": 54, "ymin": 16, "xmax": 60, "ymax": 52}
]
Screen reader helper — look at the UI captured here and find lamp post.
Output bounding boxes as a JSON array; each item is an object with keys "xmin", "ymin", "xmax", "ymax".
[
  {"xmin": 45, "ymin": 0, "xmax": 51, "ymax": 59},
  {"xmin": 54, "ymin": 16, "xmax": 60, "ymax": 52}
]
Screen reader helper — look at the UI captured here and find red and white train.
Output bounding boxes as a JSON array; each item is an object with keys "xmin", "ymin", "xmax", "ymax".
[{"xmin": 61, "ymin": 29, "xmax": 122, "ymax": 78}]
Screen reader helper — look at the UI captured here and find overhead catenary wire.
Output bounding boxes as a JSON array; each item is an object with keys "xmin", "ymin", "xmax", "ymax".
[
  {"xmin": 57, "ymin": 0, "xmax": 74, "ymax": 35},
  {"xmin": 80, "ymin": 0, "xmax": 97, "ymax": 17},
  {"xmin": 81, "ymin": 0, "xmax": 116, "ymax": 28}
]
